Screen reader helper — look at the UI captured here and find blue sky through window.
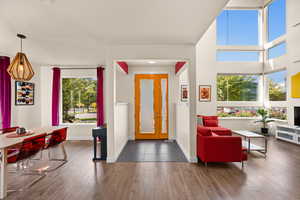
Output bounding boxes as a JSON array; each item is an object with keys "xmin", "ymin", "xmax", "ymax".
[
  {"xmin": 268, "ymin": 0, "xmax": 286, "ymax": 42},
  {"xmin": 267, "ymin": 70, "xmax": 287, "ymax": 83},
  {"xmin": 268, "ymin": 42, "xmax": 286, "ymax": 59},
  {"xmin": 217, "ymin": 10, "xmax": 259, "ymax": 46}
]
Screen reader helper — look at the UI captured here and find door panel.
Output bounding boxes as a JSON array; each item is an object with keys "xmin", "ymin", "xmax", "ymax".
[
  {"xmin": 135, "ymin": 74, "xmax": 168, "ymax": 139},
  {"xmin": 140, "ymin": 79, "xmax": 155, "ymax": 133}
]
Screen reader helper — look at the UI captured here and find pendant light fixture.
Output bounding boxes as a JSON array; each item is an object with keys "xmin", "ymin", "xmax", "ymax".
[{"xmin": 7, "ymin": 34, "xmax": 34, "ymax": 81}]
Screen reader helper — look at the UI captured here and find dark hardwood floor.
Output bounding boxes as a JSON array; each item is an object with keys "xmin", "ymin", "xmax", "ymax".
[{"xmin": 5, "ymin": 137, "xmax": 300, "ymax": 200}]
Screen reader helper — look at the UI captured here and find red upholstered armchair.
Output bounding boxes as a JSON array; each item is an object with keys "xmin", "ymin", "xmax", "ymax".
[
  {"xmin": 197, "ymin": 115, "xmax": 232, "ymax": 136},
  {"xmin": 197, "ymin": 124, "xmax": 247, "ymax": 167}
]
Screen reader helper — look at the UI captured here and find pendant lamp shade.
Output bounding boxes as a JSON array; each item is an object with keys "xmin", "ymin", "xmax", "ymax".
[
  {"xmin": 7, "ymin": 34, "xmax": 34, "ymax": 81},
  {"xmin": 7, "ymin": 52, "xmax": 34, "ymax": 81}
]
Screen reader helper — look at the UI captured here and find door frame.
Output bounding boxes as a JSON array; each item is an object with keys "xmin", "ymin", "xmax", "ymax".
[{"xmin": 134, "ymin": 74, "xmax": 169, "ymax": 140}]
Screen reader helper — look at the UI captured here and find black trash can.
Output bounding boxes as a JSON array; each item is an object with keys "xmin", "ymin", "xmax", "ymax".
[{"xmin": 92, "ymin": 126, "xmax": 107, "ymax": 161}]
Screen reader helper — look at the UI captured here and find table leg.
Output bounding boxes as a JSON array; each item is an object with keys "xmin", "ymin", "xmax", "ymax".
[
  {"xmin": 248, "ymin": 138, "xmax": 251, "ymax": 153},
  {"xmin": 0, "ymin": 149, "xmax": 8, "ymax": 199},
  {"xmin": 265, "ymin": 137, "xmax": 268, "ymax": 155},
  {"xmin": 93, "ymin": 136, "xmax": 97, "ymax": 161}
]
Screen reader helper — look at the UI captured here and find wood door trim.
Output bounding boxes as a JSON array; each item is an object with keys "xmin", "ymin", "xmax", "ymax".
[{"xmin": 135, "ymin": 74, "xmax": 168, "ymax": 140}]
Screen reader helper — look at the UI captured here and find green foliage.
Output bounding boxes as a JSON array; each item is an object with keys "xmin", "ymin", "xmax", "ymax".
[
  {"xmin": 62, "ymin": 78, "xmax": 97, "ymax": 123},
  {"xmin": 269, "ymin": 108, "xmax": 287, "ymax": 120},
  {"xmin": 255, "ymin": 108, "xmax": 275, "ymax": 128},
  {"xmin": 217, "ymin": 108, "xmax": 258, "ymax": 118},
  {"xmin": 217, "ymin": 75, "xmax": 258, "ymax": 101},
  {"xmin": 268, "ymin": 79, "xmax": 286, "ymax": 101}
]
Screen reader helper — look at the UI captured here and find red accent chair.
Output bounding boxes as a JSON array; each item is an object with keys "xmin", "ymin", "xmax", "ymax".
[
  {"xmin": 43, "ymin": 128, "xmax": 68, "ymax": 171},
  {"xmin": 7, "ymin": 134, "xmax": 47, "ymax": 163},
  {"xmin": 197, "ymin": 115, "xmax": 232, "ymax": 136},
  {"xmin": 46, "ymin": 128, "xmax": 68, "ymax": 148},
  {"xmin": 197, "ymin": 126, "xmax": 247, "ymax": 167},
  {"xmin": 6, "ymin": 134, "xmax": 47, "ymax": 191}
]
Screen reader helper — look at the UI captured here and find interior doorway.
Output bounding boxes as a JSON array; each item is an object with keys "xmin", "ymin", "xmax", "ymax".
[{"xmin": 135, "ymin": 74, "xmax": 168, "ymax": 139}]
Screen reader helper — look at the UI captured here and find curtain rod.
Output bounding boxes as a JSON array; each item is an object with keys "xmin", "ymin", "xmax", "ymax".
[{"xmin": 59, "ymin": 67, "xmax": 102, "ymax": 70}]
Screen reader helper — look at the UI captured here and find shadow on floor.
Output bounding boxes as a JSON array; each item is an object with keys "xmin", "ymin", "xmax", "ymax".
[{"xmin": 117, "ymin": 140, "xmax": 188, "ymax": 162}]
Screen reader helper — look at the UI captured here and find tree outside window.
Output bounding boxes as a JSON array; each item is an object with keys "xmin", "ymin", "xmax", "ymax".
[
  {"xmin": 217, "ymin": 75, "xmax": 259, "ymax": 101},
  {"xmin": 266, "ymin": 70, "xmax": 287, "ymax": 101},
  {"xmin": 62, "ymin": 78, "xmax": 97, "ymax": 123}
]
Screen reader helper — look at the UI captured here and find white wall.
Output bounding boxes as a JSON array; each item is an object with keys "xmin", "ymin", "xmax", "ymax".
[
  {"xmin": 176, "ymin": 103, "xmax": 190, "ymax": 160},
  {"xmin": 11, "ymin": 63, "xmax": 42, "ymax": 129},
  {"xmin": 286, "ymin": 0, "xmax": 300, "ymax": 126},
  {"xmin": 175, "ymin": 68, "xmax": 190, "ymax": 160},
  {"xmin": 114, "ymin": 102, "xmax": 129, "ymax": 160}
]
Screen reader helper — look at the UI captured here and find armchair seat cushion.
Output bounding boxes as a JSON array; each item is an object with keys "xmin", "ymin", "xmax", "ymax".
[{"xmin": 206, "ymin": 127, "xmax": 232, "ymax": 136}]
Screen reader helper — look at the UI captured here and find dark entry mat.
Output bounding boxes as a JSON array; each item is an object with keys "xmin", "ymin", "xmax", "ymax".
[{"xmin": 117, "ymin": 140, "xmax": 188, "ymax": 162}]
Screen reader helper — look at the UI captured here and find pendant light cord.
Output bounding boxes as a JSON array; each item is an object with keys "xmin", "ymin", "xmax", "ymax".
[{"xmin": 20, "ymin": 37, "xmax": 23, "ymax": 53}]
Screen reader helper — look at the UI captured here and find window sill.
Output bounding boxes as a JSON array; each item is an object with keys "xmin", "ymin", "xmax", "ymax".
[
  {"xmin": 60, "ymin": 123, "xmax": 97, "ymax": 126},
  {"xmin": 219, "ymin": 117, "xmax": 258, "ymax": 120},
  {"xmin": 218, "ymin": 117, "xmax": 288, "ymax": 123},
  {"xmin": 269, "ymin": 118, "xmax": 288, "ymax": 123}
]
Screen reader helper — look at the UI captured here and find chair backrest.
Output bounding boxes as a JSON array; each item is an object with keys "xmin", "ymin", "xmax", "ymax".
[
  {"xmin": 47, "ymin": 128, "xmax": 68, "ymax": 147},
  {"xmin": 0, "ymin": 126, "xmax": 19, "ymax": 134},
  {"xmin": 202, "ymin": 116, "xmax": 219, "ymax": 127},
  {"xmin": 18, "ymin": 134, "xmax": 47, "ymax": 161}
]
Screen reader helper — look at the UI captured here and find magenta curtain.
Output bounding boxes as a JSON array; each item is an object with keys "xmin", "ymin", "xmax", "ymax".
[
  {"xmin": 52, "ymin": 67, "xmax": 61, "ymax": 126},
  {"xmin": 0, "ymin": 56, "xmax": 11, "ymax": 129},
  {"xmin": 97, "ymin": 67, "xmax": 104, "ymax": 126}
]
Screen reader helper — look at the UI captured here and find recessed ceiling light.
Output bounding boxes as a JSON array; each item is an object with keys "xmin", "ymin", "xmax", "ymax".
[{"xmin": 148, "ymin": 61, "xmax": 156, "ymax": 64}]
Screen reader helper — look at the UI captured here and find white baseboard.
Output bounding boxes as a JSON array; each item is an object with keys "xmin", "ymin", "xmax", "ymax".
[
  {"xmin": 106, "ymin": 157, "xmax": 116, "ymax": 163},
  {"xmin": 67, "ymin": 136, "xmax": 93, "ymax": 141},
  {"xmin": 189, "ymin": 156, "xmax": 198, "ymax": 163}
]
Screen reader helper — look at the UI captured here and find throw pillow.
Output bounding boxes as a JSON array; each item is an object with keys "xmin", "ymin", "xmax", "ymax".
[{"xmin": 205, "ymin": 120, "xmax": 218, "ymax": 127}]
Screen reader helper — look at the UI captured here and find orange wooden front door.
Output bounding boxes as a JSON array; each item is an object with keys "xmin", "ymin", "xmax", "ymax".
[{"xmin": 135, "ymin": 74, "xmax": 168, "ymax": 139}]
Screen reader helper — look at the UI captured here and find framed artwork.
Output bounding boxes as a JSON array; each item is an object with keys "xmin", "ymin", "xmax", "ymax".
[
  {"xmin": 199, "ymin": 85, "xmax": 211, "ymax": 102},
  {"xmin": 15, "ymin": 81, "xmax": 34, "ymax": 105},
  {"xmin": 181, "ymin": 84, "xmax": 188, "ymax": 102}
]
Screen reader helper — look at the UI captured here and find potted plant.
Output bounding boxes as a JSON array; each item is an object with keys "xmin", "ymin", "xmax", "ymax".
[{"xmin": 255, "ymin": 108, "xmax": 275, "ymax": 135}]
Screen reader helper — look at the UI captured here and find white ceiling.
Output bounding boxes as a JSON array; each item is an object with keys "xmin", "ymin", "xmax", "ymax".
[{"xmin": 0, "ymin": 0, "xmax": 228, "ymax": 65}]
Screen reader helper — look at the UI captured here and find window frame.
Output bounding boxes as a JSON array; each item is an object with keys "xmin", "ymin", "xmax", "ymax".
[
  {"xmin": 60, "ymin": 76, "xmax": 97, "ymax": 125},
  {"xmin": 265, "ymin": 69, "xmax": 287, "ymax": 102},
  {"xmin": 216, "ymin": 9, "xmax": 262, "ymax": 46},
  {"xmin": 216, "ymin": 73, "xmax": 264, "ymax": 104}
]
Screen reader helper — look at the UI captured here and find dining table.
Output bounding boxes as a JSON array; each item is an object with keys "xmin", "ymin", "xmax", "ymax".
[{"xmin": 0, "ymin": 126, "xmax": 68, "ymax": 199}]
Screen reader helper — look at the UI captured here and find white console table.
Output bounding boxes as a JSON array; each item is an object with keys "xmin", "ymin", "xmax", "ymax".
[{"xmin": 276, "ymin": 125, "xmax": 300, "ymax": 145}]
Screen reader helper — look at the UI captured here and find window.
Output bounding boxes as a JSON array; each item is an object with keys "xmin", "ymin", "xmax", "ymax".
[
  {"xmin": 217, "ymin": 74, "xmax": 260, "ymax": 101},
  {"xmin": 268, "ymin": 42, "xmax": 286, "ymax": 59},
  {"xmin": 216, "ymin": 51, "xmax": 260, "ymax": 62},
  {"xmin": 267, "ymin": 0, "xmax": 286, "ymax": 42},
  {"xmin": 62, "ymin": 78, "xmax": 97, "ymax": 124},
  {"xmin": 269, "ymin": 107, "xmax": 287, "ymax": 120},
  {"xmin": 217, "ymin": 10, "xmax": 259, "ymax": 45},
  {"xmin": 266, "ymin": 70, "xmax": 287, "ymax": 101},
  {"xmin": 217, "ymin": 106, "xmax": 260, "ymax": 118}
]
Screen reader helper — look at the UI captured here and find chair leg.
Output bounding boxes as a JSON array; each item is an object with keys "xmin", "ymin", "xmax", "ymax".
[
  {"xmin": 30, "ymin": 150, "xmax": 43, "ymax": 161},
  {"xmin": 205, "ymin": 162, "xmax": 208, "ymax": 167},
  {"xmin": 241, "ymin": 161, "xmax": 244, "ymax": 169},
  {"xmin": 44, "ymin": 143, "xmax": 68, "ymax": 172},
  {"xmin": 7, "ymin": 172, "xmax": 46, "ymax": 192}
]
